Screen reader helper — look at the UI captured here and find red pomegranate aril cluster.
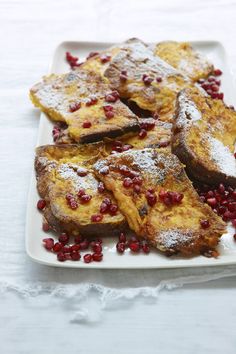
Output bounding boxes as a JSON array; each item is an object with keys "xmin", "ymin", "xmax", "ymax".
[
  {"xmin": 91, "ymin": 214, "xmax": 103, "ymax": 222},
  {"xmin": 59, "ymin": 233, "xmax": 70, "ymax": 244},
  {"xmin": 99, "ymin": 197, "xmax": 118, "ymax": 216},
  {"xmin": 197, "ymin": 183, "xmax": 236, "ymax": 230},
  {"xmin": 69, "ymin": 102, "xmax": 81, "ymax": 112},
  {"xmin": 43, "ymin": 238, "xmax": 54, "ymax": 250},
  {"xmin": 159, "ymin": 190, "xmax": 184, "ymax": 206},
  {"xmin": 82, "ymin": 121, "xmax": 92, "ymax": 128},
  {"xmin": 200, "ymin": 220, "xmax": 210, "ymax": 229},
  {"xmin": 138, "ymin": 129, "xmax": 147, "ymax": 139},
  {"xmin": 142, "ymin": 74, "xmax": 153, "ymax": 85},
  {"xmin": 111, "ymin": 140, "xmax": 133, "ymax": 153},
  {"xmin": 86, "ymin": 51, "xmax": 99, "ymax": 60},
  {"xmin": 42, "ymin": 222, "xmax": 50, "ymax": 232},
  {"xmin": 66, "ymin": 52, "xmax": 81, "ymax": 69},
  {"xmin": 97, "ymin": 181, "xmax": 105, "ymax": 193},
  {"xmin": 80, "ymin": 194, "xmax": 92, "ymax": 204},
  {"xmin": 140, "ymin": 120, "xmax": 155, "ymax": 131},
  {"xmin": 37, "ymin": 199, "xmax": 46, "ymax": 210},
  {"xmin": 146, "ymin": 191, "xmax": 157, "ymax": 207},
  {"xmin": 100, "ymin": 54, "xmax": 111, "ymax": 63},
  {"xmin": 105, "ymin": 91, "xmax": 120, "ymax": 103},
  {"xmin": 86, "ymin": 96, "xmax": 98, "ymax": 106},
  {"xmin": 123, "ymin": 177, "xmax": 133, "ymax": 188},
  {"xmin": 115, "ymin": 233, "xmax": 151, "ymax": 255},
  {"xmin": 156, "ymin": 77, "xmax": 162, "ymax": 83},
  {"xmin": 66, "ymin": 193, "xmax": 78, "ymax": 210},
  {"xmin": 103, "ymin": 105, "xmax": 114, "ymax": 119},
  {"xmin": 198, "ymin": 71, "xmax": 223, "ymax": 100}
]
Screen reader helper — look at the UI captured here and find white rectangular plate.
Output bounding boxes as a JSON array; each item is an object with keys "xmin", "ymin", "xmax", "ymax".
[{"xmin": 26, "ymin": 40, "xmax": 236, "ymax": 268}]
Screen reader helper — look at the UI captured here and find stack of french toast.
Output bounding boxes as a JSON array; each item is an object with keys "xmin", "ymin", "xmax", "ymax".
[{"xmin": 30, "ymin": 38, "xmax": 236, "ymax": 258}]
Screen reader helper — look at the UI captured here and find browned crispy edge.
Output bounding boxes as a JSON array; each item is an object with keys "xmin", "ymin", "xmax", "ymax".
[
  {"xmin": 172, "ymin": 91, "xmax": 236, "ymax": 187},
  {"xmin": 35, "ymin": 144, "xmax": 127, "ymax": 237}
]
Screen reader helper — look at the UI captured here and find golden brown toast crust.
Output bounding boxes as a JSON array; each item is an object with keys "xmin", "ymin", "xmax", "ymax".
[
  {"xmin": 93, "ymin": 148, "xmax": 226, "ymax": 256},
  {"xmin": 30, "ymin": 70, "xmax": 139, "ymax": 143},
  {"xmin": 154, "ymin": 41, "xmax": 213, "ymax": 82},
  {"xmin": 35, "ymin": 144, "xmax": 126, "ymax": 237},
  {"xmin": 104, "ymin": 38, "xmax": 192, "ymax": 123},
  {"xmin": 172, "ymin": 88, "xmax": 236, "ymax": 187}
]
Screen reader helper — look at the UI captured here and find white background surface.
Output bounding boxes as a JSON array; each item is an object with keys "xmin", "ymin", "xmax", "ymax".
[{"xmin": 1, "ymin": 0, "xmax": 236, "ymax": 353}]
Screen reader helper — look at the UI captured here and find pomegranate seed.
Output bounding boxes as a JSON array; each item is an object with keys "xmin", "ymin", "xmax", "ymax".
[
  {"xmin": 156, "ymin": 77, "xmax": 162, "ymax": 83},
  {"xmin": 200, "ymin": 220, "xmax": 210, "ymax": 229},
  {"xmin": 92, "ymin": 253, "xmax": 103, "ymax": 262},
  {"xmin": 218, "ymin": 93, "xmax": 224, "ymax": 100},
  {"xmin": 211, "ymin": 84, "xmax": 219, "ymax": 92},
  {"xmin": 37, "ymin": 199, "xmax": 46, "ymax": 210},
  {"xmin": 100, "ymin": 202, "xmax": 109, "ymax": 213},
  {"xmin": 91, "ymin": 214, "xmax": 103, "ymax": 222},
  {"xmin": 142, "ymin": 74, "xmax": 153, "ymax": 85},
  {"xmin": 83, "ymin": 254, "xmax": 92, "ymax": 263},
  {"xmin": 80, "ymin": 240, "xmax": 89, "ymax": 250},
  {"xmin": 71, "ymin": 251, "xmax": 81, "ymax": 261},
  {"xmin": 109, "ymin": 204, "xmax": 118, "ymax": 215},
  {"xmin": 43, "ymin": 238, "xmax": 54, "ymax": 250},
  {"xmin": 70, "ymin": 244, "xmax": 80, "ymax": 252},
  {"xmin": 98, "ymin": 182, "xmax": 105, "ymax": 193},
  {"xmin": 100, "ymin": 54, "xmax": 111, "ymax": 63},
  {"xmin": 218, "ymin": 206, "xmax": 227, "ymax": 215},
  {"xmin": 140, "ymin": 120, "xmax": 155, "ymax": 131},
  {"xmin": 80, "ymin": 194, "xmax": 92, "ymax": 204},
  {"xmin": 116, "ymin": 242, "xmax": 126, "ymax": 253},
  {"xmin": 77, "ymin": 168, "xmax": 88, "ymax": 177},
  {"xmin": 66, "ymin": 193, "xmax": 74, "ymax": 201},
  {"xmin": 142, "ymin": 242, "xmax": 150, "ymax": 254},
  {"xmin": 119, "ymin": 165, "xmax": 131, "ymax": 176},
  {"xmin": 105, "ymin": 91, "xmax": 119, "ymax": 102},
  {"xmin": 53, "ymin": 242, "xmax": 63, "ymax": 253},
  {"xmin": 105, "ymin": 110, "xmax": 114, "ymax": 119},
  {"xmin": 86, "ymin": 51, "xmax": 99, "ymax": 59},
  {"xmin": 228, "ymin": 202, "xmax": 236, "ymax": 212},
  {"xmin": 218, "ymin": 183, "xmax": 225, "ymax": 194},
  {"xmin": 68, "ymin": 198, "xmax": 78, "ymax": 210},
  {"xmin": 207, "ymin": 198, "xmax": 217, "ymax": 207},
  {"xmin": 42, "ymin": 222, "xmax": 50, "ymax": 232},
  {"xmin": 103, "ymin": 105, "xmax": 113, "ymax": 112},
  {"xmin": 119, "ymin": 233, "xmax": 126, "ymax": 243},
  {"xmin": 57, "ymin": 252, "xmax": 66, "ymax": 262},
  {"xmin": 123, "ymin": 144, "xmax": 133, "ymax": 151},
  {"xmin": 69, "ymin": 102, "xmax": 81, "ymax": 112},
  {"xmin": 82, "ymin": 121, "xmax": 92, "ymax": 128},
  {"xmin": 103, "ymin": 197, "xmax": 112, "ymax": 206},
  {"xmin": 92, "ymin": 243, "xmax": 102, "ymax": 253},
  {"xmin": 129, "ymin": 242, "xmax": 140, "ymax": 252},
  {"xmin": 61, "ymin": 246, "xmax": 71, "ymax": 253},
  {"xmin": 86, "ymin": 96, "xmax": 98, "ymax": 106},
  {"xmin": 123, "ymin": 177, "xmax": 133, "ymax": 188},
  {"xmin": 58, "ymin": 233, "xmax": 69, "ymax": 244},
  {"xmin": 214, "ymin": 69, "xmax": 222, "ymax": 76},
  {"xmin": 138, "ymin": 129, "xmax": 147, "ymax": 139},
  {"xmin": 146, "ymin": 191, "xmax": 157, "ymax": 206},
  {"xmin": 77, "ymin": 189, "xmax": 85, "ymax": 198},
  {"xmin": 133, "ymin": 185, "xmax": 141, "ymax": 193},
  {"xmin": 132, "ymin": 176, "xmax": 142, "ymax": 185}
]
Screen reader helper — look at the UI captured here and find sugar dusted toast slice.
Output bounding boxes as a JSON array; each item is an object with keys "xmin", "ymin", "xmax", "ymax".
[
  {"xmin": 154, "ymin": 41, "xmax": 213, "ymax": 82},
  {"xmin": 93, "ymin": 148, "xmax": 226, "ymax": 256},
  {"xmin": 173, "ymin": 88, "xmax": 236, "ymax": 187},
  {"xmin": 30, "ymin": 70, "xmax": 139, "ymax": 143},
  {"xmin": 104, "ymin": 38, "xmax": 192, "ymax": 123},
  {"xmin": 35, "ymin": 144, "xmax": 126, "ymax": 237}
]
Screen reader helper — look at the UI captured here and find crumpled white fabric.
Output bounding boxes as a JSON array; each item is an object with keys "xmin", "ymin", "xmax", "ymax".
[{"xmin": 1, "ymin": 0, "xmax": 236, "ymax": 325}]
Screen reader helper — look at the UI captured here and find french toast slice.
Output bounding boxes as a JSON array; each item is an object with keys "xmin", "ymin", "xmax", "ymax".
[
  {"xmin": 35, "ymin": 143, "xmax": 126, "ymax": 237},
  {"xmin": 104, "ymin": 38, "xmax": 192, "ymax": 123},
  {"xmin": 154, "ymin": 41, "xmax": 213, "ymax": 82},
  {"xmin": 54, "ymin": 118, "xmax": 172, "ymax": 150},
  {"xmin": 93, "ymin": 148, "xmax": 226, "ymax": 256},
  {"xmin": 30, "ymin": 70, "xmax": 139, "ymax": 143},
  {"xmin": 172, "ymin": 88, "xmax": 236, "ymax": 187}
]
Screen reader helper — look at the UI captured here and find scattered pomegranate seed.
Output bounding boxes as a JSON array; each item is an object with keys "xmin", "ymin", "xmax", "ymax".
[
  {"xmin": 37, "ymin": 199, "xmax": 46, "ymax": 210},
  {"xmin": 156, "ymin": 77, "xmax": 162, "ymax": 83},
  {"xmin": 140, "ymin": 120, "xmax": 155, "ymax": 131},
  {"xmin": 58, "ymin": 233, "xmax": 69, "ymax": 244},
  {"xmin": 70, "ymin": 244, "xmax": 80, "ymax": 252},
  {"xmin": 142, "ymin": 242, "xmax": 150, "ymax": 254},
  {"xmin": 109, "ymin": 204, "xmax": 118, "ymax": 215},
  {"xmin": 77, "ymin": 167, "xmax": 88, "ymax": 177},
  {"xmin": 71, "ymin": 251, "xmax": 81, "ymax": 261},
  {"xmin": 43, "ymin": 238, "xmax": 54, "ymax": 250},
  {"xmin": 91, "ymin": 214, "xmax": 103, "ymax": 222},
  {"xmin": 142, "ymin": 74, "xmax": 153, "ymax": 85},
  {"xmin": 200, "ymin": 220, "xmax": 210, "ymax": 229},
  {"xmin": 103, "ymin": 197, "xmax": 112, "ymax": 206},
  {"xmin": 214, "ymin": 69, "xmax": 222, "ymax": 76},
  {"xmin": 116, "ymin": 242, "xmax": 126, "ymax": 253},
  {"xmin": 42, "ymin": 222, "xmax": 50, "ymax": 232},
  {"xmin": 123, "ymin": 177, "xmax": 133, "ymax": 188},
  {"xmin": 129, "ymin": 242, "xmax": 140, "ymax": 252},
  {"xmin": 83, "ymin": 254, "xmax": 92, "ymax": 263},
  {"xmin": 105, "ymin": 110, "xmax": 114, "ymax": 119},
  {"xmin": 105, "ymin": 91, "xmax": 119, "ymax": 102},
  {"xmin": 98, "ymin": 182, "xmax": 105, "ymax": 193},
  {"xmin": 138, "ymin": 129, "xmax": 147, "ymax": 139},
  {"xmin": 146, "ymin": 191, "xmax": 157, "ymax": 207},
  {"xmin": 123, "ymin": 144, "xmax": 133, "ymax": 151},
  {"xmin": 82, "ymin": 121, "xmax": 92, "ymax": 128},
  {"xmin": 80, "ymin": 240, "xmax": 90, "ymax": 250},
  {"xmin": 119, "ymin": 233, "xmax": 126, "ymax": 243},
  {"xmin": 77, "ymin": 189, "xmax": 85, "ymax": 198},
  {"xmin": 133, "ymin": 184, "xmax": 141, "ymax": 194},
  {"xmin": 80, "ymin": 194, "xmax": 92, "ymax": 204},
  {"xmin": 92, "ymin": 243, "xmax": 102, "ymax": 254},
  {"xmin": 53, "ymin": 242, "xmax": 63, "ymax": 253},
  {"xmin": 67, "ymin": 197, "xmax": 78, "ymax": 210},
  {"xmin": 66, "ymin": 52, "xmax": 80, "ymax": 68},
  {"xmin": 69, "ymin": 102, "xmax": 81, "ymax": 112},
  {"xmin": 86, "ymin": 96, "xmax": 98, "ymax": 106},
  {"xmin": 92, "ymin": 253, "xmax": 103, "ymax": 262},
  {"xmin": 57, "ymin": 252, "xmax": 66, "ymax": 262},
  {"xmin": 100, "ymin": 202, "xmax": 109, "ymax": 213},
  {"xmin": 100, "ymin": 54, "xmax": 111, "ymax": 63},
  {"xmin": 158, "ymin": 190, "xmax": 184, "ymax": 206},
  {"xmin": 207, "ymin": 198, "xmax": 217, "ymax": 207}
]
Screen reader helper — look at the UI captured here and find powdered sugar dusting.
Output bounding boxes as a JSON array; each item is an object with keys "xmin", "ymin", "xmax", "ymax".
[
  {"xmin": 158, "ymin": 229, "xmax": 194, "ymax": 249},
  {"xmin": 177, "ymin": 91, "xmax": 201, "ymax": 126},
  {"xmin": 58, "ymin": 163, "xmax": 98, "ymax": 191},
  {"xmin": 208, "ymin": 137, "xmax": 236, "ymax": 177}
]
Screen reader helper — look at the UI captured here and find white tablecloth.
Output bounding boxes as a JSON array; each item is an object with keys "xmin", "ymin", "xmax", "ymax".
[{"xmin": 1, "ymin": 0, "xmax": 236, "ymax": 353}]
